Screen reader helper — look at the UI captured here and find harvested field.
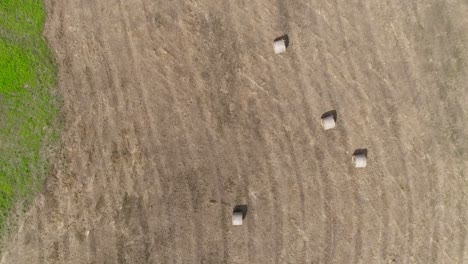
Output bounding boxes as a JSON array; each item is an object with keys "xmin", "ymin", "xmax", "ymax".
[{"xmin": 2, "ymin": 0, "xmax": 468, "ymax": 263}]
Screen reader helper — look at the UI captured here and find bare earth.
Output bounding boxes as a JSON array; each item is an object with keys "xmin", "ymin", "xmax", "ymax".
[{"xmin": 1, "ymin": 0, "xmax": 467, "ymax": 263}]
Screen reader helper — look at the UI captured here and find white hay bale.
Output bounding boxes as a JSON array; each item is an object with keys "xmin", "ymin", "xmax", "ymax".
[
  {"xmin": 352, "ymin": 154, "xmax": 367, "ymax": 168},
  {"xmin": 232, "ymin": 211, "xmax": 243, "ymax": 226},
  {"xmin": 321, "ymin": 115, "xmax": 336, "ymax": 130},
  {"xmin": 273, "ymin": 39, "xmax": 286, "ymax": 54}
]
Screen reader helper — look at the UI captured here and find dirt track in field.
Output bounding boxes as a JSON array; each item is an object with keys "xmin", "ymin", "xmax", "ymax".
[{"xmin": 1, "ymin": 0, "xmax": 467, "ymax": 263}]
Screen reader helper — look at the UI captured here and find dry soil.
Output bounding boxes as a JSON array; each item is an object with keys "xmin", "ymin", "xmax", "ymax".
[{"xmin": 1, "ymin": 0, "xmax": 468, "ymax": 263}]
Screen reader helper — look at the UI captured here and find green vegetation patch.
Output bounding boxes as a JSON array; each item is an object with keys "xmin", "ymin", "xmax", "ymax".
[{"xmin": 0, "ymin": 0, "xmax": 60, "ymax": 231}]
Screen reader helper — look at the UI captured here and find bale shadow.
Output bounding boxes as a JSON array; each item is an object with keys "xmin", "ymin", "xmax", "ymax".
[
  {"xmin": 233, "ymin": 205, "xmax": 248, "ymax": 219},
  {"xmin": 353, "ymin": 149, "xmax": 368, "ymax": 157},
  {"xmin": 274, "ymin": 34, "xmax": 289, "ymax": 48},
  {"xmin": 321, "ymin": 110, "xmax": 337, "ymax": 121}
]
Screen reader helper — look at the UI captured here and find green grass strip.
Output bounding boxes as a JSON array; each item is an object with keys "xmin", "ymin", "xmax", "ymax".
[{"xmin": 0, "ymin": 0, "xmax": 60, "ymax": 232}]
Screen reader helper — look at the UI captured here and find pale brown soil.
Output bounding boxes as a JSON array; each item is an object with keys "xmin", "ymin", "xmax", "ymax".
[{"xmin": 1, "ymin": 0, "xmax": 468, "ymax": 263}]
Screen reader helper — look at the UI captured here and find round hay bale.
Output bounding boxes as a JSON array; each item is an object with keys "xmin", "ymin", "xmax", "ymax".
[
  {"xmin": 274, "ymin": 39, "xmax": 286, "ymax": 54},
  {"xmin": 232, "ymin": 211, "xmax": 243, "ymax": 226},
  {"xmin": 352, "ymin": 154, "xmax": 367, "ymax": 168},
  {"xmin": 321, "ymin": 115, "xmax": 336, "ymax": 130}
]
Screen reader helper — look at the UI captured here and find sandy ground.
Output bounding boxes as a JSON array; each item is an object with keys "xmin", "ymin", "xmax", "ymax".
[{"xmin": 1, "ymin": 0, "xmax": 467, "ymax": 263}]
